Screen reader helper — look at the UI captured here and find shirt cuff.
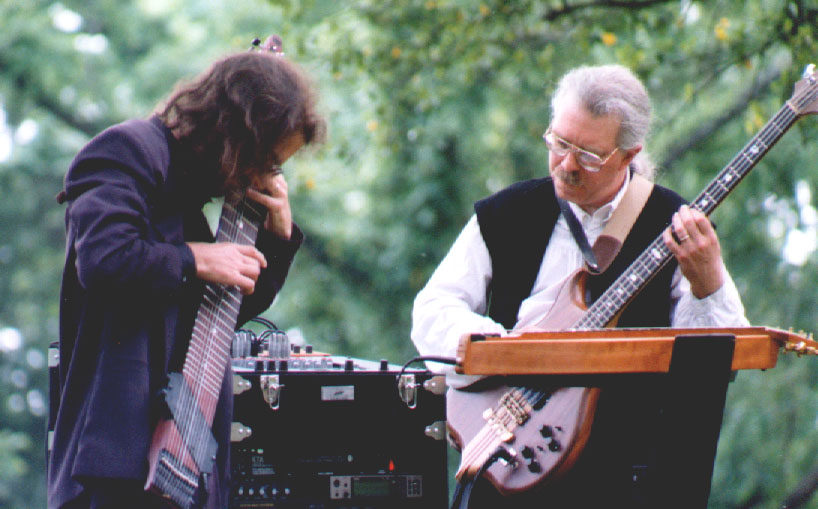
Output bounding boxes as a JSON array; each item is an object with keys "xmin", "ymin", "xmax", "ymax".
[
  {"xmin": 684, "ymin": 280, "xmax": 748, "ymax": 327},
  {"xmin": 686, "ymin": 283, "xmax": 728, "ymax": 311},
  {"xmin": 177, "ymin": 243, "xmax": 197, "ymax": 285},
  {"xmin": 256, "ymin": 223, "xmax": 304, "ymax": 261}
]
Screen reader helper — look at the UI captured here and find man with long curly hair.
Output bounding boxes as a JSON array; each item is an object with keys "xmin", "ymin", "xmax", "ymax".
[{"xmin": 49, "ymin": 38, "xmax": 325, "ymax": 508}]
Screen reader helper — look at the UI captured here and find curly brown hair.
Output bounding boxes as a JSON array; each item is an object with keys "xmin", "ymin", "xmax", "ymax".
[{"xmin": 157, "ymin": 50, "xmax": 325, "ymax": 193}]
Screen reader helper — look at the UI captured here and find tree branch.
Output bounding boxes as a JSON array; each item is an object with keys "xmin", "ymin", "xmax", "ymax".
[
  {"xmin": 658, "ymin": 62, "xmax": 784, "ymax": 173},
  {"xmin": 0, "ymin": 58, "xmax": 110, "ymax": 137},
  {"xmin": 544, "ymin": 0, "xmax": 678, "ymax": 21}
]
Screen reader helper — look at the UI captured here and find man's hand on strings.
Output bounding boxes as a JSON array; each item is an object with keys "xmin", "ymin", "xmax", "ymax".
[
  {"xmin": 662, "ymin": 205, "xmax": 724, "ymax": 299},
  {"xmin": 186, "ymin": 242, "xmax": 267, "ymax": 295}
]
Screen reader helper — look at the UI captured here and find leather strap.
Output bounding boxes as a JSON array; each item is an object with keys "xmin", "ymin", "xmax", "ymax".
[
  {"xmin": 601, "ymin": 173, "xmax": 654, "ymax": 244},
  {"xmin": 592, "ymin": 173, "xmax": 654, "ymax": 273},
  {"xmin": 558, "ymin": 172, "xmax": 654, "ymax": 275}
]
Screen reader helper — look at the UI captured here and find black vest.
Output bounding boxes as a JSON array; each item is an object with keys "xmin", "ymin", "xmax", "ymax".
[{"xmin": 474, "ymin": 177, "xmax": 686, "ymax": 330}]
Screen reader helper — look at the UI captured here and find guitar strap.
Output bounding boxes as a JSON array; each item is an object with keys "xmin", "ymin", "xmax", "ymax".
[
  {"xmin": 556, "ymin": 171, "xmax": 653, "ymax": 275},
  {"xmin": 591, "ymin": 172, "xmax": 654, "ymax": 273}
]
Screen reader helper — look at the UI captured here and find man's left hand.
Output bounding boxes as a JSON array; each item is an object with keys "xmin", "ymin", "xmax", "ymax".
[{"xmin": 663, "ymin": 204, "xmax": 724, "ymax": 299}]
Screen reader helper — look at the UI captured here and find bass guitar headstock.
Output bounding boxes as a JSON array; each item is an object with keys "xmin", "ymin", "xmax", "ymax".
[
  {"xmin": 778, "ymin": 327, "xmax": 818, "ymax": 357},
  {"xmin": 791, "ymin": 64, "xmax": 818, "ymax": 116}
]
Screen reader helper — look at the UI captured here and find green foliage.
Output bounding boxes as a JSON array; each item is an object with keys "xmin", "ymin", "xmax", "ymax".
[{"xmin": 2, "ymin": 0, "xmax": 818, "ymax": 507}]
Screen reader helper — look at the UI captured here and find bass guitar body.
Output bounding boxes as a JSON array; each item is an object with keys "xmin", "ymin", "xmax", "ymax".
[
  {"xmin": 448, "ymin": 269, "xmax": 601, "ymax": 495},
  {"xmin": 448, "ymin": 384, "xmax": 599, "ymax": 494}
]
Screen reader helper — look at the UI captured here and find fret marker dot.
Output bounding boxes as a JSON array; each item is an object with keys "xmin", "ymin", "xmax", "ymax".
[{"xmin": 749, "ymin": 145, "xmax": 759, "ymax": 155}]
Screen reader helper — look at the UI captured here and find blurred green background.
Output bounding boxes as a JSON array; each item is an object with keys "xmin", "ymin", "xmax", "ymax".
[{"xmin": 2, "ymin": 0, "xmax": 818, "ymax": 507}]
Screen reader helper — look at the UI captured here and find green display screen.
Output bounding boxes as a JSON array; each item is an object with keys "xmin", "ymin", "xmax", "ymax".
[{"xmin": 353, "ymin": 478, "xmax": 392, "ymax": 497}]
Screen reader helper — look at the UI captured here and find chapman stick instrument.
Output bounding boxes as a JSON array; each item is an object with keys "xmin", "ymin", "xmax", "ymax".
[
  {"xmin": 447, "ymin": 64, "xmax": 818, "ymax": 496},
  {"xmin": 145, "ymin": 193, "xmax": 266, "ymax": 508}
]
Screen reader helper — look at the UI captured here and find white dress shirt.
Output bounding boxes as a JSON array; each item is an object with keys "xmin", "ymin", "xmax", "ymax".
[{"xmin": 411, "ymin": 175, "xmax": 748, "ymax": 385}]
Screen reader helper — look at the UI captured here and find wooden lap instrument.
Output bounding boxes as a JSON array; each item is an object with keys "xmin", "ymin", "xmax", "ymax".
[
  {"xmin": 145, "ymin": 193, "xmax": 266, "ymax": 508},
  {"xmin": 447, "ymin": 64, "xmax": 818, "ymax": 496}
]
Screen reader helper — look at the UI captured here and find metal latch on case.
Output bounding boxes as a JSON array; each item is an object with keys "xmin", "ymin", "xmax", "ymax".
[
  {"xmin": 398, "ymin": 375, "xmax": 447, "ymax": 409},
  {"xmin": 260, "ymin": 374, "xmax": 284, "ymax": 410}
]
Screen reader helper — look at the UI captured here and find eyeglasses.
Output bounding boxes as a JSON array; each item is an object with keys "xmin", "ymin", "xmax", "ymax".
[{"xmin": 543, "ymin": 128, "xmax": 618, "ymax": 172}]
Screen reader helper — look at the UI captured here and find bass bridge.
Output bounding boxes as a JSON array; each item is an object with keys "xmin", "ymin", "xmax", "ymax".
[{"xmin": 480, "ymin": 388, "xmax": 533, "ymax": 443}]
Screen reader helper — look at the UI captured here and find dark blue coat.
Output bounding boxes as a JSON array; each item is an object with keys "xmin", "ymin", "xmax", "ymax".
[{"xmin": 48, "ymin": 117, "xmax": 301, "ymax": 507}]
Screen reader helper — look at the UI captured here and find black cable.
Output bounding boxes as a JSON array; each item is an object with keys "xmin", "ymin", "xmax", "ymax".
[
  {"xmin": 249, "ymin": 316, "xmax": 279, "ymax": 330},
  {"xmin": 394, "ymin": 355, "xmax": 456, "ymax": 387},
  {"xmin": 234, "ymin": 317, "xmax": 284, "ymax": 358},
  {"xmin": 450, "ymin": 446, "xmax": 512, "ymax": 509}
]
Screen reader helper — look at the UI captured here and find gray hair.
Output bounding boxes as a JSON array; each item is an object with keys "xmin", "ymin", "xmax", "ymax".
[{"xmin": 551, "ymin": 64, "xmax": 655, "ymax": 179}]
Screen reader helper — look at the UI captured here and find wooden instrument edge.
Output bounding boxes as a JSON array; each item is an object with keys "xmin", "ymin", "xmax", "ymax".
[{"xmin": 455, "ymin": 327, "xmax": 812, "ymax": 376}]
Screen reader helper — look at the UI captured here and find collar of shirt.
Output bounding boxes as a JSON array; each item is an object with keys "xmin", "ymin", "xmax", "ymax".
[{"xmin": 565, "ymin": 169, "xmax": 632, "ymax": 234}]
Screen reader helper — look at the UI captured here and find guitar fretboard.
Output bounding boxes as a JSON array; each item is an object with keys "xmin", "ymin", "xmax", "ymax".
[
  {"xmin": 181, "ymin": 194, "xmax": 266, "ymax": 424},
  {"xmin": 574, "ymin": 75, "xmax": 818, "ymax": 330}
]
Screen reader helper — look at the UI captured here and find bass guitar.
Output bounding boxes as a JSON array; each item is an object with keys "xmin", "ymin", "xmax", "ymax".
[
  {"xmin": 145, "ymin": 193, "xmax": 266, "ymax": 508},
  {"xmin": 447, "ymin": 64, "xmax": 818, "ymax": 495}
]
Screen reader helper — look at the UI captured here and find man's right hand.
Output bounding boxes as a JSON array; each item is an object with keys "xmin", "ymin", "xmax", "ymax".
[{"xmin": 186, "ymin": 242, "xmax": 268, "ymax": 294}]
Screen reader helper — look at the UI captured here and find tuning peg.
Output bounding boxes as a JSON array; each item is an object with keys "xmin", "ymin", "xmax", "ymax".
[{"xmin": 804, "ymin": 64, "xmax": 816, "ymax": 80}]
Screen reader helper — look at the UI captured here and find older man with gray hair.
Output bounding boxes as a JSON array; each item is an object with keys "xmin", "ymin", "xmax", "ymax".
[{"xmin": 411, "ymin": 64, "xmax": 747, "ymax": 507}]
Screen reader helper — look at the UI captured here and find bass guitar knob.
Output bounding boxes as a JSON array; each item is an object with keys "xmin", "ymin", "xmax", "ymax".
[{"xmin": 527, "ymin": 459, "xmax": 542, "ymax": 473}]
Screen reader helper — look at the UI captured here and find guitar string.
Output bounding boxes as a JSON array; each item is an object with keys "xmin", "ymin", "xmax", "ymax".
[
  {"xmin": 190, "ymin": 197, "xmax": 262, "ymax": 458},
  {"xmin": 166, "ymin": 193, "xmax": 263, "ymax": 500},
  {"xmin": 463, "ymin": 388, "xmax": 553, "ymax": 479},
  {"xmin": 169, "ymin": 199, "xmax": 239, "ymax": 497},
  {"xmin": 186, "ymin": 196, "xmax": 263, "ymax": 494},
  {"xmin": 185, "ymin": 202, "xmax": 236, "ymax": 470},
  {"xmin": 577, "ymin": 102, "xmax": 798, "ymax": 330},
  {"xmin": 181, "ymin": 201, "xmax": 237, "ymax": 485},
  {"xmin": 460, "ymin": 388, "xmax": 551, "ymax": 477}
]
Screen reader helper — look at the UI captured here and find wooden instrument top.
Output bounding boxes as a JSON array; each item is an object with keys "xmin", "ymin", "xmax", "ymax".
[{"xmin": 455, "ymin": 327, "xmax": 816, "ymax": 375}]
